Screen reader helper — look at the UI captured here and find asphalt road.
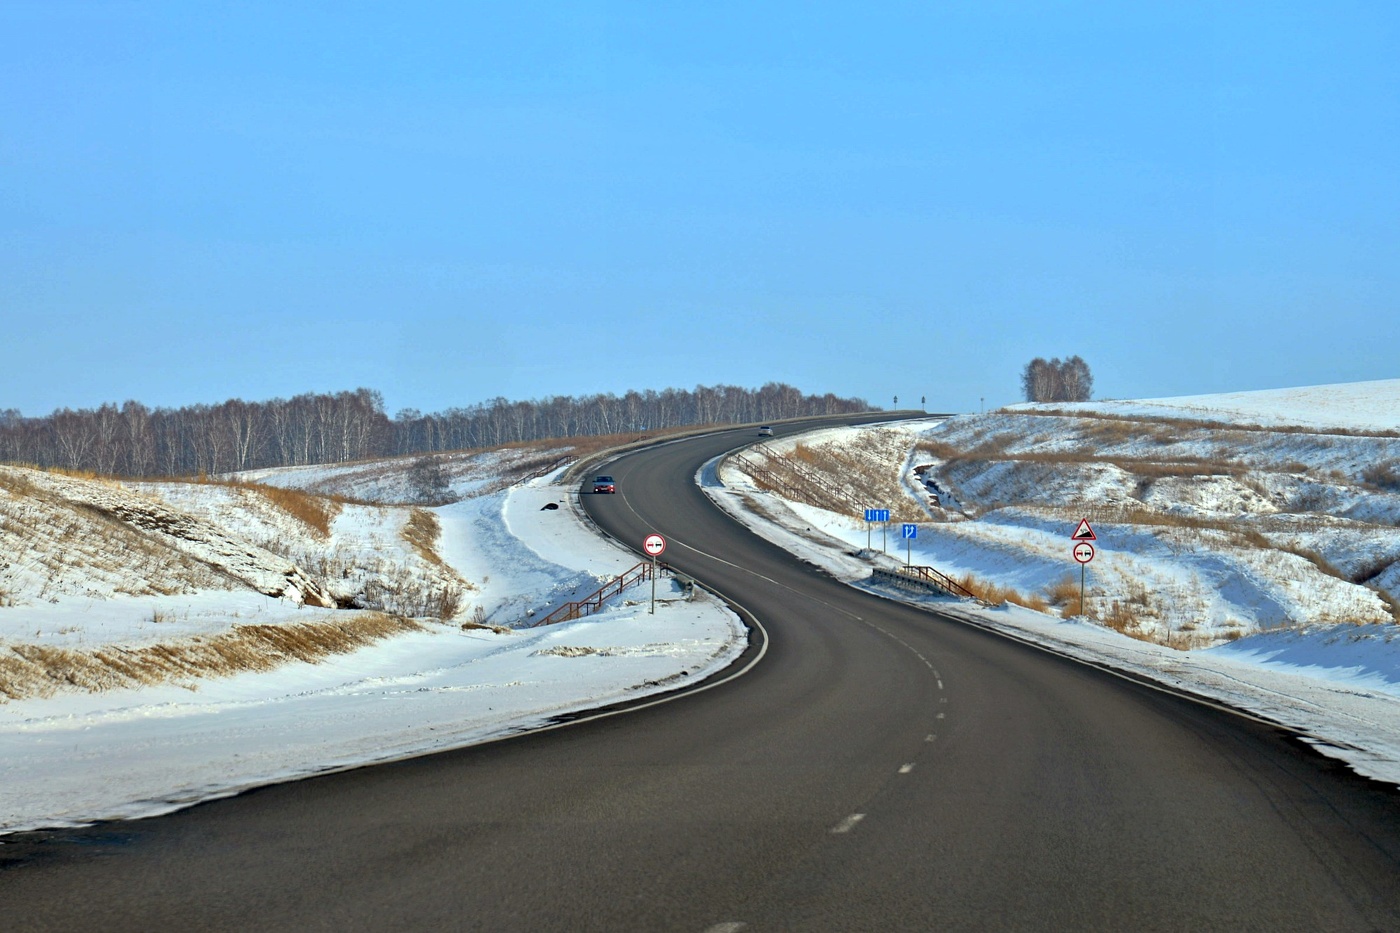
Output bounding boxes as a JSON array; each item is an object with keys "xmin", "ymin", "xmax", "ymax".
[{"xmin": 4, "ymin": 416, "xmax": 1400, "ymax": 931}]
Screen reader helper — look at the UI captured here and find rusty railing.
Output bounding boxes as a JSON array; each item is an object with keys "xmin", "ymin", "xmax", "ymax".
[
  {"xmin": 529, "ymin": 560, "xmax": 665, "ymax": 627},
  {"xmin": 870, "ymin": 565, "xmax": 981, "ymax": 602}
]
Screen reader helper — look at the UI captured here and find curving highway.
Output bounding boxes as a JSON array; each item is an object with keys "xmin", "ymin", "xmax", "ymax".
[{"xmin": 4, "ymin": 416, "xmax": 1400, "ymax": 931}]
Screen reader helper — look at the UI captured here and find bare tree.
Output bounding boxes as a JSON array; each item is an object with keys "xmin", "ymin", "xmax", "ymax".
[
  {"xmin": 1059, "ymin": 355, "xmax": 1094, "ymax": 402},
  {"xmin": 1021, "ymin": 357, "xmax": 1093, "ymax": 403}
]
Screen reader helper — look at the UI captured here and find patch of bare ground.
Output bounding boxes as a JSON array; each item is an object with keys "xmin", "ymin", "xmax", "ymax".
[{"xmin": 0, "ymin": 612, "xmax": 422, "ymax": 702}]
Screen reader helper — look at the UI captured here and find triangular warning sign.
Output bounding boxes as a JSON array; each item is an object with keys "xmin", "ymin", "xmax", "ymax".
[{"xmin": 1072, "ymin": 518, "xmax": 1097, "ymax": 541}]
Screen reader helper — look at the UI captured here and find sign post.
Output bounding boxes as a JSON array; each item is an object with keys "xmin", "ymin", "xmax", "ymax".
[
  {"xmin": 643, "ymin": 533, "xmax": 666, "ymax": 615},
  {"xmin": 1070, "ymin": 519, "xmax": 1096, "ymax": 617},
  {"xmin": 902, "ymin": 523, "xmax": 917, "ymax": 567},
  {"xmin": 864, "ymin": 509, "xmax": 890, "ymax": 552}
]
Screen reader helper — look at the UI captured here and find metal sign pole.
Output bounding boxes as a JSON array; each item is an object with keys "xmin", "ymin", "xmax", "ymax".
[
  {"xmin": 643, "ymin": 533, "xmax": 666, "ymax": 616},
  {"xmin": 1080, "ymin": 562, "xmax": 1085, "ymax": 618}
]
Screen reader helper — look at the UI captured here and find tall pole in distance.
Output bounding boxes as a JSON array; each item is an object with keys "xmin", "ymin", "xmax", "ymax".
[{"xmin": 651, "ymin": 552, "xmax": 657, "ymax": 615}]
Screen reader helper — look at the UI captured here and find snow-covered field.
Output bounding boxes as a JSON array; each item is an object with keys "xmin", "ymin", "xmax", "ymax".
[
  {"xmin": 706, "ymin": 380, "xmax": 1400, "ymax": 785},
  {"xmin": 0, "ymin": 463, "xmax": 744, "ymax": 834}
]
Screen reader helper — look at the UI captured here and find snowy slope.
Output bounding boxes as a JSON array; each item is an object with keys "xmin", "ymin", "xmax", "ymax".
[
  {"xmin": 702, "ymin": 380, "xmax": 1400, "ymax": 786},
  {"xmin": 1032, "ymin": 378, "xmax": 1400, "ymax": 432},
  {"xmin": 0, "ymin": 461, "xmax": 744, "ymax": 833}
]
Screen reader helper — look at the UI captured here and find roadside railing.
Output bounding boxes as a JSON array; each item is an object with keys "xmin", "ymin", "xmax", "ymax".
[
  {"xmin": 529, "ymin": 560, "xmax": 665, "ymax": 627},
  {"xmin": 870, "ymin": 565, "xmax": 982, "ymax": 603},
  {"xmin": 518, "ymin": 455, "xmax": 577, "ymax": 485}
]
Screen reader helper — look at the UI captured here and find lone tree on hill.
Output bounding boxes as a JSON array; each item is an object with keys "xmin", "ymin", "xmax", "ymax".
[{"xmin": 1021, "ymin": 356, "xmax": 1093, "ymax": 403}]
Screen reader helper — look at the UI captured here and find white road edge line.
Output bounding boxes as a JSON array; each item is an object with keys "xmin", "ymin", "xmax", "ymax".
[
  {"xmin": 899, "ymin": 763, "xmax": 915, "ymax": 773},
  {"xmin": 702, "ymin": 924, "xmax": 746, "ymax": 933},
  {"xmin": 831, "ymin": 813, "xmax": 866, "ymax": 834}
]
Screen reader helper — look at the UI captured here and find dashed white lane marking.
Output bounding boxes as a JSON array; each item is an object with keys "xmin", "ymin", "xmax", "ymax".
[
  {"xmin": 925, "ymin": 734, "xmax": 936, "ymax": 743},
  {"xmin": 831, "ymin": 813, "xmax": 866, "ymax": 834},
  {"xmin": 937, "ymin": 679, "xmax": 944, "ymax": 690},
  {"xmin": 936, "ymin": 712, "xmax": 945, "ymax": 720},
  {"xmin": 899, "ymin": 763, "xmax": 916, "ymax": 773},
  {"xmin": 702, "ymin": 924, "xmax": 746, "ymax": 933}
]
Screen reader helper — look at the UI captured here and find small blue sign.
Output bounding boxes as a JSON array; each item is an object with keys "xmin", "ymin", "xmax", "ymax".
[
  {"xmin": 901, "ymin": 524, "xmax": 918, "ymax": 539},
  {"xmin": 865, "ymin": 508, "xmax": 891, "ymax": 523}
]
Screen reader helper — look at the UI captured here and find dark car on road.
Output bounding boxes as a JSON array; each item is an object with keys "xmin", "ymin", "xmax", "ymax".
[{"xmin": 592, "ymin": 475, "xmax": 616, "ymax": 494}]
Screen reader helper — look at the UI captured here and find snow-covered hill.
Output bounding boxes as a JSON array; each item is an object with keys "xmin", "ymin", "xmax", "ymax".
[
  {"xmin": 0, "ymin": 455, "xmax": 744, "ymax": 833},
  {"xmin": 703, "ymin": 379, "xmax": 1400, "ymax": 785}
]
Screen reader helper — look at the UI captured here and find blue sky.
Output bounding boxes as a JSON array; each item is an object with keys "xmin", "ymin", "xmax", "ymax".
[{"xmin": 3, "ymin": 2, "xmax": 1397, "ymax": 417}]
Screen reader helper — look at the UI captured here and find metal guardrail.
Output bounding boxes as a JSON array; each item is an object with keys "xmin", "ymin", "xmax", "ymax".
[
  {"xmin": 870, "ymin": 565, "xmax": 982, "ymax": 602},
  {"xmin": 529, "ymin": 560, "xmax": 666, "ymax": 627}
]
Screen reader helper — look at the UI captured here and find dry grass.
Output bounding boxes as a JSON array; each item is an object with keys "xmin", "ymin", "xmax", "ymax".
[
  {"xmin": 193, "ymin": 479, "xmax": 345, "ymax": 536},
  {"xmin": 755, "ymin": 432, "xmax": 928, "ymax": 521},
  {"xmin": 403, "ymin": 508, "xmax": 446, "ymax": 569},
  {"xmin": 0, "ymin": 467, "xmax": 42, "ymax": 498},
  {"xmin": 0, "ymin": 612, "xmax": 422, "ymax": 702},
  {"xmin": 1364, "ymin": 459, "xmax": 1400, "ymax": 492},
  {"xmin": 953, "ymin": 572, "xmax": 1049, "ymax": 612},
  {"xmin": 251, "ymin": 483, "xmax": 341, "ymax": 536},
  {"xmin": 1046, "ymin": 575, "xmax": 1083, "ymax": 616},
  {"xmin": 1019, "ymin": 407, "xmax": 1400, "ymax": 440}
]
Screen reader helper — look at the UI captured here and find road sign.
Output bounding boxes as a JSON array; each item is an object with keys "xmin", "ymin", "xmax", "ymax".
[
  {"xmin": 643, "ymin": 533, "xmax": 666, "ymax": 557},
  {"xmin": 1073, "ymin": 542, "xmax": 1095, "ymax": 564},
  {"xmin": 1071, "ymin": 518, "xmax": 1097, "ymax": 541},
  {"xmin": 865, "ymin": 508, "xmax": 890, "ymax": 523},
  {"xmin": 902, "ymin": 524, "xmax": 918, "ymax": 539}
]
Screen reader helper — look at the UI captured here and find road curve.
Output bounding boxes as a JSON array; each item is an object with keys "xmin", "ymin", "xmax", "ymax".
[{"xmin": 4, "ymin": 416, "xmax": 1400, "ymax": 932}]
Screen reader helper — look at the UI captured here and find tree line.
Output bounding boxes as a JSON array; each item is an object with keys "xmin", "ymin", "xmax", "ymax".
[{"xmin": 0, "ymin": 383, "xmax": 871, "ymax": 477}]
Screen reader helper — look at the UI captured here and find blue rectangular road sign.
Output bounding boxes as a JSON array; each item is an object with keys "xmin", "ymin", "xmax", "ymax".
[
  {"xmin": 902, "ymin": 524, "xmax": 917, "ymax": 539},
  {"xmin": 865, "ymin": 509, "xmax": 891, "ymax": 522}
]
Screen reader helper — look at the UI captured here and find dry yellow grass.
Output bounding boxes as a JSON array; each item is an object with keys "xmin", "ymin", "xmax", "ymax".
[
  {"xmin": 1046, "ymin": 575, "xmax": 1082, "ymax": 616},
  {"xmin": 251, "ymin": 483, "xmax": 342, "ymax": 536},
  {"xmin": 0, "ymin": 612, "xmax": 422, "ymax": 702},
  {"xmin": 195, "ymin": 480, "xmax": 344, "ymax": 536},
  {"xmin": 403, "ymin": 508, "xmax": 446, "ymax": 569},
  {"xmin": 953, "ymin": 572, "xmax": 1049, "ymax": 612},
  {"xmin": 755, "ymin": 431, "xmax": 928, "ymax": 522}
]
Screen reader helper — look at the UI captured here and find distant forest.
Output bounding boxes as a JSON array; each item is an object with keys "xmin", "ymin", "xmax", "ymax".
[{"xmin": 0, "ymin": 384, "xmax": 872, "ymax": 477}]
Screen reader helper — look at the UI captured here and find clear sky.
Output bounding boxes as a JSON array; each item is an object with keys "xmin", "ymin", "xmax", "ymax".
[{"xmin": 3, "ymin": 1, "xmax": 1397, "ymax": 417}]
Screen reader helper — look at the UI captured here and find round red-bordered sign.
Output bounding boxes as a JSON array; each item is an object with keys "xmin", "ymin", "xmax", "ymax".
[
  {"xmin": 1072, "ymin": 542, "xmax": 1095, "ymax": 564},
  {"xmin": 643, "ymin": 533, "xmax": 666, "ymax": 557}
]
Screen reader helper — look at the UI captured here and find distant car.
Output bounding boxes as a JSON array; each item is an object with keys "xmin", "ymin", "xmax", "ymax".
[
  {"xmin": 758, "ymin": 426, "xmax": 774, "ymax": 436},
  {"xmin": 592, "ymin": 475, "xmax": 616, "ymax": 494}
]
